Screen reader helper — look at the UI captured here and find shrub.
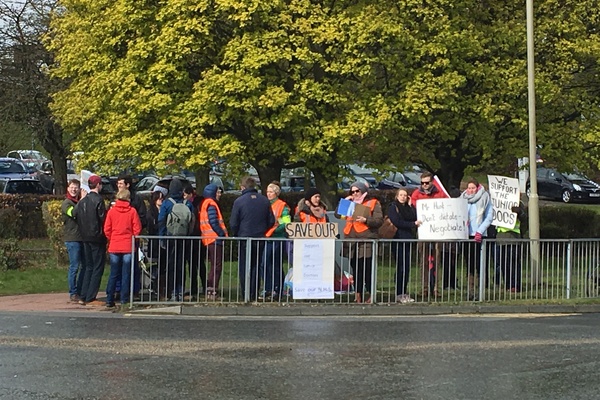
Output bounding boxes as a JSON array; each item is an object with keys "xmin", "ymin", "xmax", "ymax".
[
  {"xmin": 0, "ymin": 239, "xmax": 22, "ymax": 271},
  {"xmin": 42, "ymin": 200, "xmax": 68, "ymax": 263},
  {"xmin": 0, "ymin": 207, "xmax": 22, "ymax": 239}
]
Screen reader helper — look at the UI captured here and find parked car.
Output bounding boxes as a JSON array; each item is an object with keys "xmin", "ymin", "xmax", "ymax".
[
  {"xmin": 345, "ymin": 164, "xmax": 378, "ymax": 188},
  {"xmin": 6, "ymin": 150, "xmax": 49, "ymax": 170},
  {"xmin": 377, "ymin": 169, "xmax": 422, "ymax": 191},
  {"xmin": 0, "ymin": 157, "xmax": 29, "ymax": 179},
  {"xmin": 0, "ymin": 177, "xmax": 49, "ymax": 194},
  {"xmin": 526, "ymin": 167, "xmax": 600, "ymax": 203},
  {"xmin": 137, "ymin": 175, "xmax": 192, "ymax": 199}
]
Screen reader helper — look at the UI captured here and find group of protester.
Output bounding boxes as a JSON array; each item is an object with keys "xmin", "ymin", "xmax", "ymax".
[
  {"xmin": 388, "ymin": 171, "xmax": 526, "ymax": 303},
  {"xmin": 62, "ymin": 170, "xmax": 526, "ymax": 307}
]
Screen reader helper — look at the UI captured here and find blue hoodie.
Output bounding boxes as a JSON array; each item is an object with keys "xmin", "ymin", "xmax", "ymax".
[
  {"xmin": 202, "ymin": 184, "xmax": 227, "ymax": 242},
  {"xmin": 158, "ymin": 178, "xmax": 193, "ymax": 236}
]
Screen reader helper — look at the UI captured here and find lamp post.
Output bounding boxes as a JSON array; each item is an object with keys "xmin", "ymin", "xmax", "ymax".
[{"xmin": 526, "ymin": 0, "xmax": 540, "ymax": 285}]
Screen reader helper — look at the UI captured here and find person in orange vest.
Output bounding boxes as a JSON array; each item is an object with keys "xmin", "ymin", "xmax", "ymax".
[
  {"xmin": 342, "ymin": 181, "xmax": 383, "ymax": 303},
  {"xmin": 294, "ymin": 187, "xmax": 329, "ymax": 223},
  {"xmin": 260, "ymin": 182, "xmax": 291, "ymax": 300},
  {"xmin": 199, "ymin": 184, "xmax": 228, "ymax": 300}
]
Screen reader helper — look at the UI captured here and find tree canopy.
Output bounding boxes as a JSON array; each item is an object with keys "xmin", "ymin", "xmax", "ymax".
[{"xmin": 47, "ymin": 0, "xmax": 600, "ymax": 195}]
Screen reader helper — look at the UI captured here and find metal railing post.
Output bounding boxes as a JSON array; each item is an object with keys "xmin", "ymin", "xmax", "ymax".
[
  {"xmin": 244, "ymin": 238, "xmax": 251, "ymax": 303},
  {"xmin": 371, "ymin": 240, "xmax": 378, "ymax": 304},
  {"xmin": 566, "ymin": 241, "xmax": 572, "ymax": 299},
  {"xmin": 479, "ymin": 239, "xmax": 486, "ymax": 302}
]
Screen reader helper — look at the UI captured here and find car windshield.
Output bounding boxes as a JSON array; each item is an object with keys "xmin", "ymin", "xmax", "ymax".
[
  {"xmin": 0, "ymin": 161, "xmax": 26, "ymax": 174},
  {"xmin": 5, "ymin": 180, "xmax": 43, "ymax": 194},
  {"xmin": 404, "ymin": 171, "xmax": 421, "ymax": 184},
  {"xmin": 563, "ymin": 172, "xmax": 588, "ymax": 181}
]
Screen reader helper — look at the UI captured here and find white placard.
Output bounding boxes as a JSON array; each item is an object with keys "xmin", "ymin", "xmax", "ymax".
[
  {"xmin": 292, "ymin": 239, "xmax": 335, "ymax": 299},
  {"xmin": 416, "ymin": 198, "xmax": 468, "ymax": 240},
  {"xmin": 488, "ymin": 175, "xmax": 521, "ymax": 229}
]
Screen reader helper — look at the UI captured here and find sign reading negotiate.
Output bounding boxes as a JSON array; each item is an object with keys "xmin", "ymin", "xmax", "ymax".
[
  {"xmin": 416, "ymin": 198, "xmax": 468, "ymax": 240},
  {"xmin": 487, "ymin": 175, "xmax": 520, "ymax": 229}
]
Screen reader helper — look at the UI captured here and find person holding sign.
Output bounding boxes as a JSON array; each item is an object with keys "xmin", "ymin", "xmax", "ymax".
[
  {"xmin": 461, "ymin": 178, "xmax": 494, "ymax": 300},
  {"xmin": 261, "ymin": 182, "xmax": 291, "ymax": 300},
  {"xmin": 341, "ymin": 182, "xmax": 383, "ymax": 303},
  {"xmin": 388, "ymin": 189, "xmax": 420, "ymax": 304},
  {"xmin": 411, "ymin": 171, "xmax": 448, "ymax": 299}
]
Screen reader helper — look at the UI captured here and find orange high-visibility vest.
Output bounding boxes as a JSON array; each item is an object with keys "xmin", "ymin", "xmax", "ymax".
[
  {"xmin": 265, "ymin": 199, "xmax": 287, "ymax": 237},
  {"xmin": 199, "ymin": 198, "xmax": 228, "ymax": 246},
  {"xmin": 299, "ymin": 212, "xmax": 327, "ymax": 223},
  {"xmin": 343, "ymin": 199, "xmax": 377, "ymax": 235}
]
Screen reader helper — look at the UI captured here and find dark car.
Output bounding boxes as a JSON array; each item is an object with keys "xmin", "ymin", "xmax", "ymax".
[
  {"xmin": 526, "ymin": 167, "xmax": 600, "ymax": 203},
  {"xmin": 345, "ymin": 164, "xmax": 378, "ymax": 189},
  {"xmin": 137, "ymin": 175, "xmax": 192, "ymax": 199},
  {"xmin": 0, "ymin": 157, "xmax": 29, "ymax": 179},
  {"xmin": 0, "ymin": 177, "xmax": 48, "ymax": 194},
  {"xmin": 377, "ymin": 169, "xmax": 422, "ymax": 191}
]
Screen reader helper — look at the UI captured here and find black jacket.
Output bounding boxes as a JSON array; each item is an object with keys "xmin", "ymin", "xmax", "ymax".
[
  {"xmin": 61, "ymin": 198, "xmax": 81, "ymax": 242},
  {"xmin": 388, "ymin": 201, "xmax": 417, "ymax": 240},
  {"xmin": 229, "ymin": 188, "xmax": 275, "ymax": 237},
  {"xmin": 74, "ymin": 191, "xmax": 107, "ymax": 242}
]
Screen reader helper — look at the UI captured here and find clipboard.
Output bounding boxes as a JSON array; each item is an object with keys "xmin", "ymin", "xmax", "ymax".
[{"xmin": 352, "ymin": 203, "xmax": 371, "ymax": 218}]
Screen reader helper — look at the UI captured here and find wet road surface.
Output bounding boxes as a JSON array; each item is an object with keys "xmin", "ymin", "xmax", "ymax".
[{"xmin": 1, "ymin": 312, "xmax": 599, "ymax": 399}]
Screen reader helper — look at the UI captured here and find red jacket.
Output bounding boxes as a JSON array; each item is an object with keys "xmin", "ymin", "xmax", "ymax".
[
  {"xmin": 410, "ymin": 185, "xmax": 448, "ymax": 205},
  {"xmin": 104, "ymin": 200, "xmax": 142, "ymax": 253}
]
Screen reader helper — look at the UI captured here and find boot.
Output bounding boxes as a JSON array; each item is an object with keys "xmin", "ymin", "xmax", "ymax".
[{"xmin": 355, "ymin": 292, "xmax": 362, "ymax": 303}]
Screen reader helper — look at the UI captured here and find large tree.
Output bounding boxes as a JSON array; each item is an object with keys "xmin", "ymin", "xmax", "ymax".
[{"xmin": 0, "ymin": 0, "xmax": 71, "ymax": 194}]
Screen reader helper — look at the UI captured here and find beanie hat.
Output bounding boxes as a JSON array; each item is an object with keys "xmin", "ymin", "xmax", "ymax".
[
  {"xmin": 350, "ymin": 181, "xmax": 368, "ymax": 194},
  {"xmin": 304, "ymin": 187, "xmax": 321, "ymax": 202}
]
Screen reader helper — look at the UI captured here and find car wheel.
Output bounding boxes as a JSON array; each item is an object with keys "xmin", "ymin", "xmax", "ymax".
[
  {"xmin": 526, "ymin": 186, "xmax": 531, "ymax": 198},
  {"xmin": 561, "ymin": 189, "xmax": 572, "ymax": 203}
]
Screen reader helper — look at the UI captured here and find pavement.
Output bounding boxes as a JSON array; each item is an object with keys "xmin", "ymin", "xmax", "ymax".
[{"xmin": 2, "ymin": 292, "xmax": 600, "ymax": 316}]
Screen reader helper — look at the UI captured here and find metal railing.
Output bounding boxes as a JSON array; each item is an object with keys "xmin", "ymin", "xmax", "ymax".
[{"xmin": 124, "ymin": 236, "xmax": 600, "ymax": 306}]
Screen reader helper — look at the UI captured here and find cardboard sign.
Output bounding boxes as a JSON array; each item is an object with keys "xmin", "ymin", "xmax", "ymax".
[
  {"xmin": 285, "ymin": 222, "xmax": 338, "ymax": 239},
  {"xmin": 292, "ymin": 239, "xmax": 335, "ymax": 299},
  {"xmin": 487, "ymin": 175, "xmax": 521, "ymax": 229},
  {"xmin": 416, "ymin": 198, "xmax": 468, "ymax": 240}
]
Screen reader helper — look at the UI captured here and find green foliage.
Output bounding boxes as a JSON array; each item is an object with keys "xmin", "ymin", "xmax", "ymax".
[
  {"xmin": 539, "ymin": 206, "xmax": 600, "ymax": 239},
  {"xmin": 0, "ymin": 208, "xmax": 22, "ymax": 239},
  {"xmin": 0, "ymin": 194, "xmax": 60, "ymax": 239},
  {"xmin": 0, "ymin": 240, "xmax": 22, "ymax": 271},
  {"xmin": 42, "ymin": 200, "xmax": 68, "ymax": 262}
]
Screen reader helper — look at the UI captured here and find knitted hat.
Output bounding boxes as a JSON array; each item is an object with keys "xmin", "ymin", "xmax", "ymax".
[
  {"xmin": 350, "ymin": 181, "xmax": 368, "ymax": 194},
  {"xmin": 304, "ymin": 187, "xmax": 321, "ymax": 201}
]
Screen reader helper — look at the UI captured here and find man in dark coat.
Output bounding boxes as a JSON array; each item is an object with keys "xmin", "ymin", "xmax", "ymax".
[{"xmin": 230, "ymin": 176, "xmax": 275, "ymax": 301}]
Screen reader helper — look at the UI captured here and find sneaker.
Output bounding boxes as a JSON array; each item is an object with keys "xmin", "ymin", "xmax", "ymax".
[
  {"xmin": 70, "ymin": 294, "xmax": 81, "ymax": 303},
  {"xmin": 396, "ymin": 295, "xmax": 415, "ymax": 304},
  {"xmin": 78, "ymin": 300, "xmax": 86, "ymax": 305},
  {"xmin": 104, "ymin": 303, "xmax": 115, "ymax": 310},
  {"xmin": 86, "ymin": 300, "xmax": 105, "ymax": 307}
]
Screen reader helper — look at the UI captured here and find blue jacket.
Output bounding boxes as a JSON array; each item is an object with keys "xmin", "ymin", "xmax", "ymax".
[
  {"xmin": 229, "ymin": 188, "xmax": 274, "ymax": 237},
  {"xmin": 203, "ymin": 184, "xmax": 227, "ymax": 243},
  {"xmin": 158, "ymin": 178, "xmax": 193, "ymax": 236}
]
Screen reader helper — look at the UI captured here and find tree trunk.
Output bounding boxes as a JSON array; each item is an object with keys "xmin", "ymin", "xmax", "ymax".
[
  {"xmin": 254, "ymin": 162, "xmax": 283, "ymax": 192},
  {"xmin": 435, "ymin": 159, "xmax": 467, "ymax": 196},
  {"xmin": 312, "ymin": 166, "xmax": 340, "ymax": 210}
]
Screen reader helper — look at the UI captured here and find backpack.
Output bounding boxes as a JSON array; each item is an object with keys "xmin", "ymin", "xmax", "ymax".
[{"xmin": 166, "ymin": 198, "xmax": 192, "ymax": 236}]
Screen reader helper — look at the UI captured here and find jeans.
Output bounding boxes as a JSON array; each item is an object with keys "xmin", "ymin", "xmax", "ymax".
[
  {"xmin": 65, "ymin": 241, "xmax": 84, "ymax": 296},
  {"xmin": 393, "ymin": 242, "xmax": 411, "ymax": 296},
  {"xmin": 106, "ymin": 252, "xmax": 133, "ymax": 305},
  {"xmin": 167, "ymin": 239, "xmax": 185, "ymax": 298}
]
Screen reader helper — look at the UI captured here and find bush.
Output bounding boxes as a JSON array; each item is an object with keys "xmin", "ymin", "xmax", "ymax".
[
  {"xmin": 0, "ymin": 207, "xmax": 22, "ymax": 239},
  {"xmin": 42, "ymin": 200, "xmax": 68, "ymax": 263},
  {"xmin": 0, "ymin": 193, "xmax": 63, "ymax": 239},
  {"xmin": 0, "ymin": 239, "xmax": 22, "ymax": 271},
  {"xmin": 539, "ymin": 206, "xmax": 600, "ymax": 239}
]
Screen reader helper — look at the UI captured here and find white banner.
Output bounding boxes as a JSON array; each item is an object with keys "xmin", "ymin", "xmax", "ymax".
[
  {"xmin": 488, "ymin": 175, "xmax": 521, "ymax": 229},
  {"xmin": 292, "ymin": 239, "xmax": 335, "ymax": 299},
  {"xmin": 416, "ymin": 198, "xmax": 468, "ymax": 240}
]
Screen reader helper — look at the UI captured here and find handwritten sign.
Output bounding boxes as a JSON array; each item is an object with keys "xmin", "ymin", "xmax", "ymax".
[
  {"xmin": 292, "ymin": 239, "xmax": 335, "ymax": 299},
  {"xmin": 416, "ymin": 198, "xmax": 468, "ymax": 240},
  {"xmin": 285, "ymin": 222, "xmax": 338, "ymax": 239},
  {"xmin": 488, "ymin": 175, "xmax": 520, "ymax": 229}
]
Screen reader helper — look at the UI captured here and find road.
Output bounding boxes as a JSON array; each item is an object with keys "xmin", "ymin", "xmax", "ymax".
[{"xmin": 1, "ymin": 312, "xmax": 599, "ymax": 399}]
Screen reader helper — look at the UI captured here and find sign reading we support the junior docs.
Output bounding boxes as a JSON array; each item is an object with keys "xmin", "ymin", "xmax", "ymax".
[
  {"xmin": 416, "ymin": 198, "xmax": 468, "ymax": 240},
  {"xmin": 488, "ymin": 175, "xmax": 521, "ymax": 229}
]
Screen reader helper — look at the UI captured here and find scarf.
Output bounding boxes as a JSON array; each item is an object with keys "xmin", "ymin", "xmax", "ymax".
[
  {"xmin": 394, "ymin": 200, "xmax": 416, "ymax": 221},
  {"xmin": 66, "ymin": 192, "xmax": 79, "ymax": 203},
  {"xmin": 461, "ymin": 185, "xmax": 489, "ymax": 226},
  {"xmin": 352, "ymin": 192, "xmax": 368, "ymax": 205}
]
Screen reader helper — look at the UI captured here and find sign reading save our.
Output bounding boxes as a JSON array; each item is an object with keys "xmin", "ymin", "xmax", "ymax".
[{"xmin": 284, "ymin": 222, "xmax": 339, "ymax": 239}]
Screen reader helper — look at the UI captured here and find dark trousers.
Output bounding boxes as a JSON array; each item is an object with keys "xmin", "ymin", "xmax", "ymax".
[
  {"xmin": 167, "ymin": 239, "xmax": 185, "ymax": 297},
  {"xmin": 393, "ymin": 242, "xmax": 411, "ymax": 296},
  {"xmin": 497, "ymin": 244, "xmax": 522, "ymax": 291},
  {"xmin": 238, "ymin": 240, "xmax": 264, "ymax": 301},
  {"xmin": 80, "ymin": 241, "xmax": 106, "ymax": 302},
  {"xmin": 442, "ymin": 244, "xmax": 458, "ymax": 290},
  {"xmin": 184, "ymin": 238, "xmax": 206, "ymax": 297},
  {"xmin": 261, "ymin": 240, "xmax": 284, "ymax": 296},
  {"xmin": 351, "ymin": 256, "xmax": 373, "ymax": 298},
  {"xmin": 207, "ymin": 243, "xmax": 224, "ymax": 291}
]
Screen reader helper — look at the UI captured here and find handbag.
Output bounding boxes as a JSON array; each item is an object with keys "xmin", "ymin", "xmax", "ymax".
[{"xmin": 378, "ymin": 215, "xmax": 398, "ymax": 239}]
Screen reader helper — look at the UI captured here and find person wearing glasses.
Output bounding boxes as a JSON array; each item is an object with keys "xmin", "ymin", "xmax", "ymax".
[
  {"xmin": 410, "ymin": 171, "xmax": 448, "ymax": 300},
  {"xmin": 342, "ymin": 181, "xmax": 383, "ymax": 303}
]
